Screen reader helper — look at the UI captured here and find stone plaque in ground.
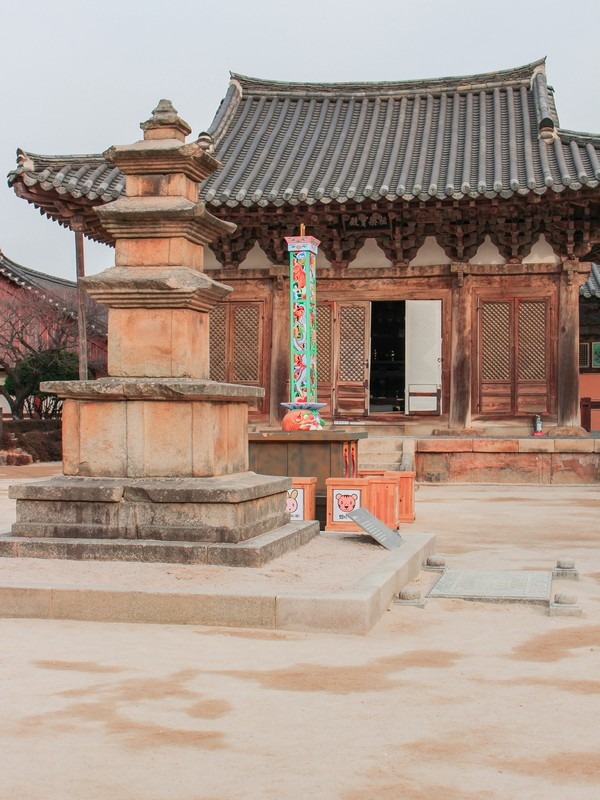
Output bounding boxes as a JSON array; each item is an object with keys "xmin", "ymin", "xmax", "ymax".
[{"xmin": 428, "ymin": 570, "xmax": 552, "ymax": 604}]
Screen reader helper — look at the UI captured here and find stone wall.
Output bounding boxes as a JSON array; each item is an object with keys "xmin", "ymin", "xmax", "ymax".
[{"xmin": 416, "ymin": 438, "xmax": 600, "ymax": 483}]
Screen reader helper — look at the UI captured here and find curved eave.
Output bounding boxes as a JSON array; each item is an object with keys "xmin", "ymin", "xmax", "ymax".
[
  {"xmin": 11, "ymin": 178, "xmax": 116, "ymax": 245},
  {"xmin": 207, "ymin": 178, "xmax": 600, "ymax": 209}
]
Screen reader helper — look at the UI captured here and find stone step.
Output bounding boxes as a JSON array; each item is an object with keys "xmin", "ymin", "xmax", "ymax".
[
  {"xmin": 0, "ymin": 520, "xmax": 320, "ymax": 568},
  {"xmin": 359, "ymin": 438, "xmax": 404, "ymax": 454},
  {"xmin": 358, "ymin": 461, "xmax": 404, "ymax": 472}
]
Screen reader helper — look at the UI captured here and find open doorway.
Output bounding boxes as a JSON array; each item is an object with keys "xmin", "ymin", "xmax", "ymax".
[
  {"xmin": 369, "ymin": 300, "xmax": 442, "ymax": 415},
  {"xmin": 370, "ymin": 301, "xmax": 406, "ymax": 412}
]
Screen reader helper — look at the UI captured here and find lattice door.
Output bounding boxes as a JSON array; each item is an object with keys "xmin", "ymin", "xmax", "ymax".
[
  {"xmin": 479, "ymin": 302, "xmax": 512, "ymax": 414},
  {"xmin": 478, "ymin": 298, "xmax": 550, "ymax": 415},
  {"xmin": 516, "ymin": 301, "xmax": 549, "ymax": 413},
  {"xmin": 209, "ymin": 301, "xmax": 266, "ymax": 413},
  {"xmin": 209, "ymin": 304, "xmax": 227, "ymax": 382},
  {"xmin": 316, "ymin": 303, "xmax": 333, "ymax": 415},
  {"xmin": 334, "ymin": 302, "xmax": 370, "ymax": 415},
  {"xmin": 233, "ymin": 305, "xmax": 261, "ymax": 383}
]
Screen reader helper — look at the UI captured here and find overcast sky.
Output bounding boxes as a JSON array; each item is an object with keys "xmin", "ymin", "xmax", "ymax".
[{"xmin": 1, "ymin": 0, "xmax": 599, "ymax": 280}]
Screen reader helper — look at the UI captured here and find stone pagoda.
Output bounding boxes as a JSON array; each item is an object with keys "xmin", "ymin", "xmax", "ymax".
[{"xmin": 5, "ymin": 101, "xmax": 318, "ymax": 566}]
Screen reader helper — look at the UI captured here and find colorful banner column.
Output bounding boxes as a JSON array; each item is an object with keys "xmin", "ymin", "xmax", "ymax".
[{"xmin": 281, "ymin": 228, "xmax": 326, "ymax": 430}]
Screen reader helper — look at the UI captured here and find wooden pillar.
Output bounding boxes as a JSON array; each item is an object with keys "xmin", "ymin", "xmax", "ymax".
[
  {"xmin": 448, "ymin": 273, "xmax": 471, "ymax": 429},
  {"xmin": 72, "ymin": 217, "xmax": 88, "ymax": 381},
  {"xmin": 557, "ymin": 265, "xmax": 580, "ymax": 427},
  {"xmin": 268, "ymin": 272, "xmax": 290, "ymax": 426}
]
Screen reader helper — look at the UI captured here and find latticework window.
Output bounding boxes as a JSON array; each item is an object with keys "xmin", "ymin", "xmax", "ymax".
[
  {"xmin": 233, "ymin": 305, "xmax": 260, "ymax": 382},
  {"xmin": 209, "ymin": 305, "xmax": 227, "ymax": 382},
  {"xmin": 481, "ymin": 302, "xmax": 511, "ymax": 381},
  {"xmin": 579, "ymin": 342, "xmax": 590, "ymax": 368},
  {"xmin": 518, "ymin": 302, "xmax": 546, "ymax": 381},
  {"xmin": 339, "ymin": 305, "xmax": 366, "ymax": 381},
  {"xmin": 316, "ymin": 304, "xmax": 332, "ymax": 382}
]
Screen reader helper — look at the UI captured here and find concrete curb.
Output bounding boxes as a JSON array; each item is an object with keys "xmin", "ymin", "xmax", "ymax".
[{"xmin": 0, "ymin": 532, "xmax": 435, "ymax": 635}]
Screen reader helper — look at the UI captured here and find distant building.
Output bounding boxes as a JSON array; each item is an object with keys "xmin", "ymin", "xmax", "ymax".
[
  {"xmin": 0, "ymin": 250, "xmax": 107, "ymax": 416},
  {"xmin": 8, "ymin": 59, "xmax": 600, "ymax": 430}
]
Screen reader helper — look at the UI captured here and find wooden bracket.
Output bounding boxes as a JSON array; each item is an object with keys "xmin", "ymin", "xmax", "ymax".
[{"xmin": 450, "ymin": 262, "xmax": 468, "ymax": 288}]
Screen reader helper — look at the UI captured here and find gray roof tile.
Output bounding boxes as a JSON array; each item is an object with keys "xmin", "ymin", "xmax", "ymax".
[
  {"xmin": 0, "ymin": 250, "xmax": 75, "ymax": 296},
  {"xmin": 7, "ymin": 59, "xmax": 600, "ymax": 211}
]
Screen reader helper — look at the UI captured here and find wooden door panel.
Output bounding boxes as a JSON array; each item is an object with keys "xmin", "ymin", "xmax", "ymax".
[
  {"xmin": 477, "ymin": 298, "xmax": 551, "ymax": 416},
  {"xmin": 515, "ymin": 301, "xmax": 549, "ymax": 414},
  {"xmin": 232, "ymin": 304, "xmax": 262, "ymax": 387},
  {"xmin": 480, "ymin": 382, "xmax": 513, "ymax": 414},
  {"xmin": 209, "ymin": 301, "xmax": 268, "ymax": 415},
  {"xmin": 208, "ymin": 304, "xmax": 227, "ymax": 382},
  {"xmin": 316, "ymin": 303, "xmax": 334, "ymax": 417},
  {"xmin": 334, "ymin": 302, "xmax": 370, "ymax": 416},
  {"xmin": 405, "ymin": 300, "xmax": 442, "ymax": 414}
]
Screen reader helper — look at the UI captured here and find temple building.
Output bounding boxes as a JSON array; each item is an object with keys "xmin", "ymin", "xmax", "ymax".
[{"xmin": 8, "ymin": 59, "xmax": 600, "ymax": 432}]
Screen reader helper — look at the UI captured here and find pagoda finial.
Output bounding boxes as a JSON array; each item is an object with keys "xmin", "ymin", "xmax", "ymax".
[{"xmin": 140, "ymin": 99, "xmax": 192, "ymax": 141}]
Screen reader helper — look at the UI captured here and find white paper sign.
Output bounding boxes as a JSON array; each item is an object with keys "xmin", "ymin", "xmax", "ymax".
[{"xmin": 286, "ymin": 488, "xmax": 305, "ymax": 520}]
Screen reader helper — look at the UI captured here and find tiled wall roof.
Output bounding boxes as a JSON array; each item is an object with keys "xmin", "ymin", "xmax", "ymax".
[{"xmin": 0, "ymin": 250, "xmax": 75, "ymax": 297}]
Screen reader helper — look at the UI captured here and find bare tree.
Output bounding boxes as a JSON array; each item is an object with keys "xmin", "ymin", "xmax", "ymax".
[{"xmin": 0, "ymin": 286, "xmax": 106, "ymax": 418}]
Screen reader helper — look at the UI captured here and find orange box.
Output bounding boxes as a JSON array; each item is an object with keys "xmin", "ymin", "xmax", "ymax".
[
  {"xmin": 367, "ymin": 475, "xmax": 400, "ymax": 529},
  {"xmin": 384, "ymin": 471, "xmax": 416, "ymax": 523},
  {"xmin": 326, "ymin": 478, "xmax": 371, "ymax": 532},
  {"xmin": 287, "ymin": 477, "xmax": 317, "ymax": 521},
  {"xmin": 357, "ymin": 469, "xmax": 386, "ymax": 478}
]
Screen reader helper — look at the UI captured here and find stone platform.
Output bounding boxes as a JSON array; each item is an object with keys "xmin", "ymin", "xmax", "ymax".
[
  {"xmin": 0, "ymin": 531, "xmax": 435, "ymax": 634},
  {"xmin": 4, "ymin": 472, "xmax": 319, "ymax": 567}
]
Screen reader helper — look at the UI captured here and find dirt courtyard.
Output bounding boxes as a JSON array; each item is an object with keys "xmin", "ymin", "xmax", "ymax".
[{"xmin": 1, "ymin": 467, "xmax": 599, "ymax": 799}]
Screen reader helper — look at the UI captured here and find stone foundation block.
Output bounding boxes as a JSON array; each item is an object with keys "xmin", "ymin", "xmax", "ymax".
[
  {"xmin": 518, "ymin": 439, "xmax": 555, "ymax": 453},
  {"xmin": 417, "ymin": 439, "xmax": 473, "ymax": 453},
  {"xmin": 472, "ymin": 439, "xmax": 519, "ymax": 453},
  {"xmin": 10, "ymin": 473, "xmax": 293, "ymax": 544},
  {"xmin": 61, "ymin": 399, "xmax": 249, "ymax": 478},
  {"xmin": 550, "ymin": 454, "xmax": 600, "ymax": 483}
]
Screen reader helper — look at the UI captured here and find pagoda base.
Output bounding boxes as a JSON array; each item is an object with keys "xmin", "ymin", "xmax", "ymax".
[
  {"xmin": 0, "ymin": 522, "xmax": 319, "ymax": 568},
  {"xmin": 5, "ymin": 472, "xmax": 319, "ymax": 566}
]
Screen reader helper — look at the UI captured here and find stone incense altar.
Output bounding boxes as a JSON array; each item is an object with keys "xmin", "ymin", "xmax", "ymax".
[{"xmin": 4, "ymin": 101, "xmax": 318, "ymax": 566}]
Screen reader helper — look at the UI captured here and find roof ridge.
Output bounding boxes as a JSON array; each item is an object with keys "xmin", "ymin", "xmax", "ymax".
[
  {"xmin": 16, "ymin": 149, "xmax": 105, "ymax": 163},
  {"xmin": 0, "ymin": 252, "xmax": 76, "ymax": 289},
  {"xmin": 230, "ymin": 58, "xmax": 547, "ymax": 97}
]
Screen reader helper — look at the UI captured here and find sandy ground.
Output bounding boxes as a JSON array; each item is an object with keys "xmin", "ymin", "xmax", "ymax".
[{"xmin": 1, "ymin": 464, "xmax": 599, "ymax": 799}]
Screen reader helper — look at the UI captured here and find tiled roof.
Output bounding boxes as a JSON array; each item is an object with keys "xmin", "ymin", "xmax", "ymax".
[
  {"xmin": 9, "ymin": 151, "xmax": 125, "ymax": 203},
  {"xmin": 580, "ymin": 263, "xmax": 600, "ymax": 298},
  {"xmin": 0, "ymin": 249, "xmax": 76, "ymax": 298},
  {"xmin": 205, "ymin": 59, "xmax": 600, "ymax": 206},
  {"xmin": 7, "ymin": 59, "xmax": 600, "ymax": 215},
  {"xmin": 0, "ymin": 251, "xmax": 108, "ymax": 343}
]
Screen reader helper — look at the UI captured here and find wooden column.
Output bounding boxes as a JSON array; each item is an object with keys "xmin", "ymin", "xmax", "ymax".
[
  {"xmin": 448, "ymin": 272, "xmax": 471, "ymax": 429},
  {"xmin": 268, "ymin": 272, "xmax": 290, "ymax": 426},
  {"xmin": 557, "ymin": 265, "xmax": 581, "ymax": 427},
  {"xmin": 72, "ymin": 217, "xmax": 88, "ymax": 381}
]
